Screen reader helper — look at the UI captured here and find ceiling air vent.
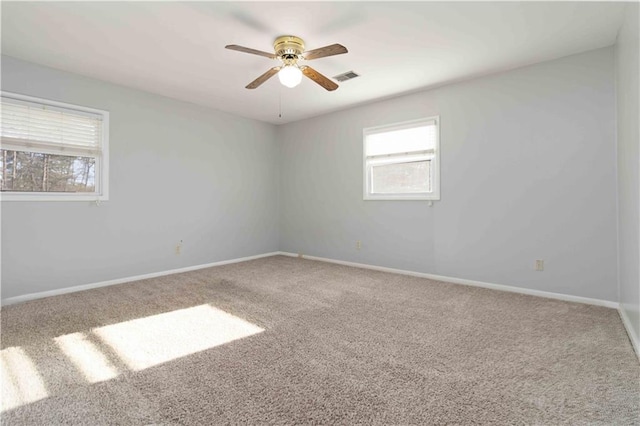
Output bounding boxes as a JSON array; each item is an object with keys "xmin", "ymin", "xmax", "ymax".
[{"xmin": 333, "ymin": 71, "xmax": 360, "ymax": 82}]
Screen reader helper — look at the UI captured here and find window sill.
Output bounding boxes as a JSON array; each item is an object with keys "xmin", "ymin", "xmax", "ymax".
[
  {"xmin": 364, "ymin": 194, "xmax": 440, "ymax": 201},
  {"xmin": 1, "ymin": 193, "xmax": 108, "ymax": 202}
]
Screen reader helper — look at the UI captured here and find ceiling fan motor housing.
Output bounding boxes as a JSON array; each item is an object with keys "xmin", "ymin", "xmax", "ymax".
[{"xmin": 274, "ymin": 36, "xmax": 305, "ymax": 59}]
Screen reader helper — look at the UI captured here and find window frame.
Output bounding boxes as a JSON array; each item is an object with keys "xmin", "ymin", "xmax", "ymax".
[
  {"xmin": 363, "ymin": 116, "xmax": 440, "ymax": 201},
  {"xmin": 0, "ymin": 91, "xmax": 109, "ymax": 202}
]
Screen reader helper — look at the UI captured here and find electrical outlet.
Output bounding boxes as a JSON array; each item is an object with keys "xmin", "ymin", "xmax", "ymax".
[
  {"xmin": 535, "ymin": 260, "xmax": 544, "ymax": 271},
  {"xmin": 356, "ymin": 240, "xmax": 362, "ymax": 250},
  {"xmin": 175, "ymin": 240, "xmax": 183, "ymax": 255}
]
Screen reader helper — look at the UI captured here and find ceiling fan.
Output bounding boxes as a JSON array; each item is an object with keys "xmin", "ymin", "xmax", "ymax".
[{"xmin": 225, "ymin": 36, "xmax": 348, "ymax": 91}]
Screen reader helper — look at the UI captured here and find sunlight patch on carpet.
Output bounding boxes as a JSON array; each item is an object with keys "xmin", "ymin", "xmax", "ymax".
[
  {"xmin": 0, "ymin": 346, "xmax": 49, "ymax": 412},
  {"xmin": 94, "ymin": 304, "xmax": 264, "ymax": 371},
  {"xmin": 54, "ymin": 332, "xmax": 120, "ymax": 383}
]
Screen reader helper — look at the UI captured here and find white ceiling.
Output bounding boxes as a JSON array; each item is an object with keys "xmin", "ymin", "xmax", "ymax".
[{"xmin": 1, "ymin": 2, "xmax": 627, "ymax": 125}]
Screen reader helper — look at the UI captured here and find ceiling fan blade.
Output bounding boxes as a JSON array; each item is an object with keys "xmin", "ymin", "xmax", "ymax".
[
  {"xmin": 225, "ymin": 44, "xmax": 277, "ymax": 60},
  {"xmin": 301, "ymin": 66, "xmax": 338, "ymax": 91},
  {"xmin": 302, "ymin": 44, "xmax": 348, "ymax": 61},
  {"xmin": 246, "ymin": 67, "xmax": 281, "ymax": 89}
]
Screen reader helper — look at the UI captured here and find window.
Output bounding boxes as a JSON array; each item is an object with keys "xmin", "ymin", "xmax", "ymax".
[
  {"xmin": 363, "ymin": 116, "xmax": 440, "ymax": 201},
  {"xmin": 1, "ymin": 92, "xmax": 109, "ymax": 201}
]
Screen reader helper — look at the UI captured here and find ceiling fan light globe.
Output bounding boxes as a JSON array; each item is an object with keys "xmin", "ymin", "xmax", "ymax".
[{"xmin": 278, "ymin": 65, "xmax": 302, "ymax": 88}]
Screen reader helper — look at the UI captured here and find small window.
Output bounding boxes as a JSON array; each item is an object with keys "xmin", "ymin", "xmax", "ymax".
[
  {"xmin": 1, "ymin": 92, "xmax": 109, "ymax": 201},
  {"xmin": 363, "ymin": 117, "xmax": 440, "ymax": 200}
]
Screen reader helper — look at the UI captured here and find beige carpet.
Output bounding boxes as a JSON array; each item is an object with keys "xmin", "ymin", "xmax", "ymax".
[{"xmin": 1, "ymin": 255, "xmax": 638, "ymax": 425}]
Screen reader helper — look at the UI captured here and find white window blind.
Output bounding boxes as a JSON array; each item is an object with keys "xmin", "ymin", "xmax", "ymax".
[
  {"xmin": 365, "ymin": 120, "xmax": 437, "ymax": 158},
  {"xmin": 1, "ymin": 96, "xmax": 104, "ymax": 157}
]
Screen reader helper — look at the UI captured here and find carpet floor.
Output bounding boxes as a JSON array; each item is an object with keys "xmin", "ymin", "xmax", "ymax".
[{"xmin": 1, "ymin": 255, "xmax": 639, "ymax": 425}]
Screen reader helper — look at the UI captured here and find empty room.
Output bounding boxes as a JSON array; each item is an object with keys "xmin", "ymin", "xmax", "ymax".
[{"xmin": 1, "ymin": 1, "xmax": 639, "ymax": 424}]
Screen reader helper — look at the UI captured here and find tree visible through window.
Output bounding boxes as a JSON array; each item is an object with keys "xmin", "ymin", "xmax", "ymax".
[
  {"xmin": 1, "ymin": 151, "xmax": 95, "ymax": 193},
  {"xmin": 0, "ymin": 92, "xmax": 108, "ymax": 200}
]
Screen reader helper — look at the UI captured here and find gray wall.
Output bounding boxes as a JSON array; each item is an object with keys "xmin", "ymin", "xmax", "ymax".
[
  {"xmin": 1, "ymin": 47, "xmax": 623, "ymax": 304},
  {"xmin": 1, "ymin": 56, "xmax": 279, "ymax": 299},
  {"xmin": 616, "ymin": 3, "xmax": 640, "ymax": 343},
  {"xmin": 279, "ymin": 47, "xmax": 618, "ymax": 302}
]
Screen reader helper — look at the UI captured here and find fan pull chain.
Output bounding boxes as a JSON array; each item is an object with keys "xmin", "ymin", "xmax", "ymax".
[{"xmin": 278, "ymin": 88, "xmax": 282, "ymax": 119}]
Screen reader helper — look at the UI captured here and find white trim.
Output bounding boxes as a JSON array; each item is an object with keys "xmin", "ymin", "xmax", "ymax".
[
  {"xmin": 4, "ymin": 250, "xmax": 636, "ymax": 360},
  {"xmin": 0, "ymin": 192, "xmax": 106, "ymax": 202},
  {"xmin": 363, "ymin": 117, "xmax": 438, "ymax": 135},
  {"xmin": 100, "ymin": 110, "xmax": 110, "ymax": 200},
  {"xmin": 618, "ymin": 307, "xmax": 640, "ymax": 361},
  {"xmin": 1, "ymin": 138, "xmax": 101, "ymax": 157},
  {"xmin": 1, "ymin": 252, "xmax": 280, "ymax": 306},
  {"xmin": 277, "ymin": 252, "xmax": 619, "ymax": 309},
  {"xmin": 366, "ymin": 149, "xmax": 435, "ymax": 161},
  {"xmin": 363, "ymin": 116, "xmax": 441, "ymax": 202},
  {"xmin": 1, "ymin": 91, "xmax": 107, "ymax": 117}
]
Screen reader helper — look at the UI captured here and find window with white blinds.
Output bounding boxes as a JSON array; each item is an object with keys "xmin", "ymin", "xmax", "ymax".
[
  {"xmin": 1, "ymin": 92, "xmax": 109, "ymax": 201},
  {"xmin": 363, "ymin": 117, "xmax": 440, "ymax": 201}
]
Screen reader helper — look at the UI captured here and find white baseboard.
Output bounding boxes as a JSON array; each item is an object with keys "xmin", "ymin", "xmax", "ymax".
[
  {"xmin": 278, "ymin": 252, "xmax": 619, "ymax": 309},
  {"xmin": 4, "ymin": 250, "xmax": 636, "ymax": 360},
  {"xmin": 618, "ymin": 307, "xmax": 640, "ymax": 361},
  {"xmin": 1, "ymin": 252, "xmax": 281, "ymax": 306}
]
